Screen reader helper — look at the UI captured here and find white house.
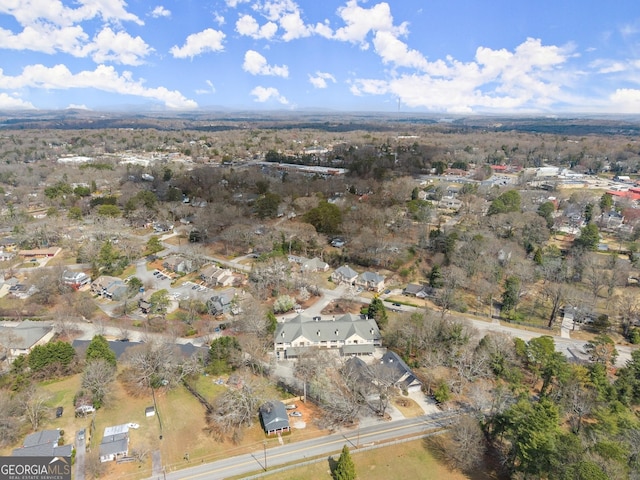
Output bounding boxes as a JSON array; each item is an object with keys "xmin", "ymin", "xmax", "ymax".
[{"xmin": 99, "ymin": 424, "xmax": 131, "ymax": 462}]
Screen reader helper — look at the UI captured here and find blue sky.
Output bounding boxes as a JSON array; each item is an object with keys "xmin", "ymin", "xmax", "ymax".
[{"xmin": 1, "ymin": 0, "xmax": 639, "ymax": 113}]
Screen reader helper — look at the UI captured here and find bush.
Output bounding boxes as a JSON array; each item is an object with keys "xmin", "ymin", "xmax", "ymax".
[{"xmin": 628, "ymin": 328, "xmax": 640, "ymax": 344}]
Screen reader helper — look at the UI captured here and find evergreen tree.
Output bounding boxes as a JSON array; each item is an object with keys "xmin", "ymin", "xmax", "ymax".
[
  {"xmin": 86, "ymin": 335, "xmax": 116, "ymax": 366},
  {"xmin": 429, "ymin": 264, "xmax": 443, "ymax": 288},
  {"xmin": 367, "ymin": 296, "xmax": 388, "ymax": 330},
  {"xmin": 333, "ymin": 445, "xmax": 356, "ymax": 480},
  {"xmin": 501, "ymin": 276, "xmax": 520, "ymax": 313}
]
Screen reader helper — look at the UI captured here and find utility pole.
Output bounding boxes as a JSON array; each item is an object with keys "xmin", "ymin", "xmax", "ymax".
[{"xmin": 263, "ymin": 440, "xmax": 267, "ymax": 471}]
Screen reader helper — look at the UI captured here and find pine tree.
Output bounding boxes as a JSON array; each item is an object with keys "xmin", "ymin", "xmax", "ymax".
[
  {"xmin": 86, "ymin": 334, "xmax": 117, "ymax": 366},
  {"xmin": 333, "ymin": 445, "xmax": 356, "ymax": 480}
]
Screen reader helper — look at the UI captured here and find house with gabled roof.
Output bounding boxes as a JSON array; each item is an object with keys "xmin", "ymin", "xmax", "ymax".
[
  {"xmin": 0, "ymin": 320, "xmax": 55, "ymax": 360},
  {"xmin": 380, "ymin": 350, "xmax": 423, "ymax": 393},
  {"xmin": 331, "ymin": 265, "xmax": 358, "ymax": 285},
  {"xmin": 13, "ymin": 429, "xmax": 73, "ymax": 457},
  {"xmin": 259, "ymin": 401, "xmax": 290, "ymax": 436},
  {"xmin": 274, "ymin": 313, "xmax": 381, "ymax": 360},
  {"xmin": 302, "ymin": 257, "xmax": 329, "ymax": 273},
  {"xmin": 356, "ymin": 271, "xmax": 386, "ymax": 292}
]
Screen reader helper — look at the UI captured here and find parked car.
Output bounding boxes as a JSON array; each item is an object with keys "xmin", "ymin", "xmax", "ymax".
[
  {"xmin": 285, "ymin": 404, "xmax": 297, "ymax": 410},
  {"xmin": 55, "ymin": 406, "xmax": 63, "ymax": 418},
  {"xmin": 289, "ymin": 411, "xmax": 302, "ymax": 417},
  {"xmin": 77, "ymin": 429, "xmax": 85, "ymax": 441}
]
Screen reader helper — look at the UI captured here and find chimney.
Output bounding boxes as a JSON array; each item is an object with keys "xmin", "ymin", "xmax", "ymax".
[
  {"xmin": 317, "ymin": 330, "xmax": 320, "ymax": 336},
  {"xmin": 335, "ymin": 329, "xmax": 339, "ymax": 336}
]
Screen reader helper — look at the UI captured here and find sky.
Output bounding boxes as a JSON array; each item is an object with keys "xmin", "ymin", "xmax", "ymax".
[{"xmin": 1, "ymin": 0, "xmax": 640, "ymax": 114}]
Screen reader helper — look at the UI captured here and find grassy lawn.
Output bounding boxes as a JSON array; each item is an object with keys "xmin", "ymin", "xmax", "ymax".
[
  {"xmin": 393, "ymin": 396, "xmax": 424, "ymax": 418},
  {"xmin": 256, "ymin": 439, "xmax": 496, "ymax": 480}
]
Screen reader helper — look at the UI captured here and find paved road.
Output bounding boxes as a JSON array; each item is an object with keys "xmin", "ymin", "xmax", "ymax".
[{"xmin": 154, "ymin": 412, "xmax": 456, "ymax": 480}]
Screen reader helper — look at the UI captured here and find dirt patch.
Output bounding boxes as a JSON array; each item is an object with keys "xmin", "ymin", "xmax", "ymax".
[{"xmin": 321, "ymin": 299, "xmax": 365, "ymax": 316}]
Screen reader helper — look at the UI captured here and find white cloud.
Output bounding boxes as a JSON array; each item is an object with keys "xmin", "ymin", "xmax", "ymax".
[
  {"xmin": 0, "ymin": 93, "xmax": 35, "ymax": 110},
  {"xmin": 351, "ymin": 38, "xmax": 573, "ymax": 113},
  {"xmin": 0, "ymin": 64, "xmax": 197, "ymax": 109},
  {"xmin": 86, "ymin": 27, "xmax": 152, "ymax": 65},
  {"xmin": 0, "ymin": 0, "xmax": 143, "ymax": 27},
  {"xmin": 279, "ymin": 11, "xmax": 312, "ymax": 41},
  {"xmin": 610, "ymin": 89, "xmax": 640, "ymax": 112},
  {"xmin": 309, "ymin": 72, "xmax": 336, "ymax": 89},
  {"xmin": 66, "ymin": 104, "xmax": 90, "ymax": 109},
  {"xmin": 235, "ymin": 15, "xmax": 278, "ymax": 40},
  {"xmin": 0, "ymin": 24, "xmax": 88, "ymax": 56},
  {"xmin": 195, "ymin": 80, "xmax": 216, "ymax": 95},
  {"xmin": 226, "ymin": 0, "xmax": 250, "ymax": 7},
  {"xmin": 150, "ymin": 6, "xmax": 171, "ymax": 18},
  {"xmin": 251, "ymin": 86, "xmax": 288, "ymax": 104},
  {"xmin": 243, "ymin": 50, "xmax": 289, "ymax": 77},
  {"xmin": 213, "ymin": 12, "xmax": 225, "ymax": 26},
  {"xmin": 373, "ymin": 31, "xmax": 428, "ymax": 70},
  {"xmin": 334, "ymin": 0, "xmax": 407, "ymax": 49},
  {"xmin": 170, "ymin": 29, "xmax": 225, "ymax": 59}
]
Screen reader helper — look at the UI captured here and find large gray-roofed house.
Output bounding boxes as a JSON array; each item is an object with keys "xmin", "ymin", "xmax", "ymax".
[
  {"xmin": 356, "ymin": 271, "xmax": 386, "ymax": 292},
  {"xmin": 72, "ymin": 339, "xmax": 207, "ymax": 361},
  {"xmin": 274, "ymin": 313, "xmax": 381, "ymax": 360},
  {"xmin": 331, "ymin": 265, "xmax": 358, "ymax": 285},
  {"xmin": 13, "ymin": 429, "xmax": 72, "ymax": 457},
  {"xmin": 380, "ymin": 350, "xmax": 423, "ymax": 393},
  {"xmin": 0, "ymin": 320, "xmax": 55, "ymax": 359},
  {"xmin": 259, "ymin": 401, "xmax": 290, "ymax": 436}
]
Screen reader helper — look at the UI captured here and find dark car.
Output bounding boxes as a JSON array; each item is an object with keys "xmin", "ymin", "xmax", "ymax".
[{"xmin": 56, "ymin": 406, "xmax": 63, "ymax": 418}]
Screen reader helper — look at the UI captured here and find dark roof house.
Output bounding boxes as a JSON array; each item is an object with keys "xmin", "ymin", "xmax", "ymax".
[
  {"xmin": 13, "ymin": 429, "xmax": 72, "ymax": 457},
  {"xmin": 259, "ymin": 401, "xmax": 290, "ymax": 436}
]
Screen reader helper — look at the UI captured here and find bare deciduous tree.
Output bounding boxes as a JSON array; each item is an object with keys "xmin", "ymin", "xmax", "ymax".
[
  {"xmin": 430, "ymin": 414, "xmax": 486, "ymax": 472},
  {"xmin": 206, "ymin": 378, "xmax": 265, "ymax": 444},
  {"xmin": 21, "ymin": 387, "xmax": 51, "ymax": 431},
  {"xmin": 81, "ymin": 359, "xmax": 116, "ymax": 407}
]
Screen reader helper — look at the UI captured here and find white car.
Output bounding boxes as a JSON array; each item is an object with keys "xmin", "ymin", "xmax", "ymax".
[
  {"xmin": 128, "ymin": 423, "xmax": 140, "ymax": 429},
  {"xmin": 289, "ymin": 411, "xmax": 302, "ymax": 417}
]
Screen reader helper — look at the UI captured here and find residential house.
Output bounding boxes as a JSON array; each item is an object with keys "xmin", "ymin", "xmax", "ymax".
[
  {"xmin": 206, "ymin": 289, "xmax": 236, "ymax": 315},
  {"xmin": 403, "ymin": 283, "xmax": 436, "ymax": 299},
  {"xmin": 331, "ymin": 265, "xmax": 358, "ymax": 285},
  {"xmin": 18, "ymin": 247, "xmax": 62, "ymax": 259},
  {"xmin": 0, "ymin": 249, "xmax": 15, "ymax": 261},
  {"xmin": 380, "ymin": 350, "xmax": 423, "ymax": 393},
  {"xmin": 200, "ymin": 264, "xmax": 235, "ymax": 287},
  {"xmin": 9, "ymin": 283, "xmax": 37, "ymax": 299},
  {"xmin": 0, "ymin": 237, "xmax": 18, "ymax": 251},
  {"xmin": 0, "ymin": 277, "xmax": 18, "ymax": 298},
  {"xmin": 12, "ymin": 429, "xmax": 72, "ymax": 457},
  {"xmin": 63, "ymin": 270, "xmax": 91, "ymax": 288},
  {"xmin": 91, "ymin": 276, "xmax": 127, "ymax": 300},
  {"xmin": 288, "ymin": 255, "xmax": 329, "ymax": 273},
  {"xmin": 302, "ymin": 257, "xmax": 329, "ymax": 273},
  {"xmin": 259, "ymin": 401, "xmax": 290, "ymax": 436},
  {"xmin": 138, "ymin": 298, "xmax": 151, "ymax": 314},
  {"xmin": 99, "ymin": 424, "xmax": 130, "ymax": 462},
  {"xmin": 274, "ymin": 313, "xmax": 381, "ymax": 360},
  {"xmin": 0, "ymin": 320, "xmax": 55, "ymax": 360},
  {"xmin": 356, "ymin": 271, "xmax": 386, "ymax": 292},
  {"xmin": 162, "ymin": 255, "xmax": 193, "ymax": 274},
  {"xmin": 72, "ymin": 339, "xmax": 207, "ymax": 362}
]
